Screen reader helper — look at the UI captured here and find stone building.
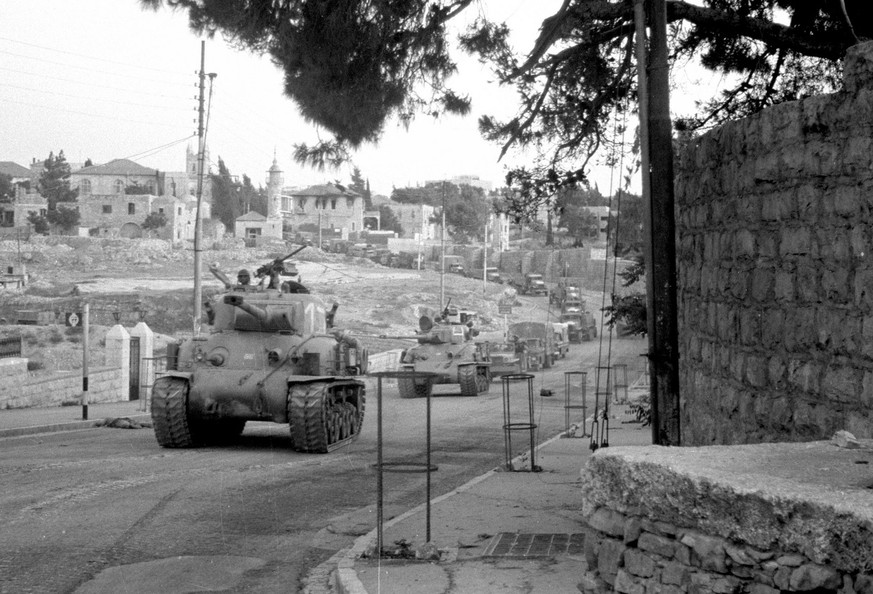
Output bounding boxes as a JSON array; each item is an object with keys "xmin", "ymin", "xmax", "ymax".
[
  {"xmin": 280, "ymin": 183, "xmax": 364, "ymax": 235},
  {"xmin": 68, "ymin": 146, "xmax": 212, "ymax": 240},
  {"xmin": 390, "ymin": 201, "xmax": 437, "ymax": 240}
]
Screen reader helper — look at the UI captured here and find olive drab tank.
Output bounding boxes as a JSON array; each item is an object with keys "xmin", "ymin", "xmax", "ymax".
[
  {"xmin": 151, "ymin": 249, "xmax": 367, "ymax": 453},
  {"xmin": 381, "ymin": 314, "xmax": 491, "ymax": 399}
]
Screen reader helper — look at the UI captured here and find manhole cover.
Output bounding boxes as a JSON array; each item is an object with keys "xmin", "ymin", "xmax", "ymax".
[{"xmin": 482, "ymin": 533, "xmax": 585, "ymax": 558}]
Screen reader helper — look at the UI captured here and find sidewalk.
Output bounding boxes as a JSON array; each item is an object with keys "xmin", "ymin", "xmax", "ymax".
[
  {"xmin": 0, "ymin": 399, "xmax": 150, "ymax": 438},
  {"xmin": 334, "ymin": 397, "xmax": 652, "ymax": 594}
]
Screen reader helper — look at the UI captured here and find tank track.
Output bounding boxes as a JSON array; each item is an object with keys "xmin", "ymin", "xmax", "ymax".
[
  {"xmin": 287, "ymin": 380, "xmax": 365, "ymax": 453},
  {"xmin": 398, "ymin": 374, "xmax": 434, "ymax": 399},
  {"xmin": 459, "ymin": 365, "xmax": 491, "ymax": 397},
  {"xmin": 151, "ymin": 376, "xmax": 195, "ymax": 448}
]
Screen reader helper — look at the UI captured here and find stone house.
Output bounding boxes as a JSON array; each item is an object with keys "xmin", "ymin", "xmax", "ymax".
[
  {"xmin": 280, "ymin": 183, "xmax": 364, "ymax": 235},
  {"xmin": 69, "ymin": 148, "xmax": 212, "ymax": 240},
  {"xmin": 234, "ymin": 210, "xmax": 281, "ymax": 241}
]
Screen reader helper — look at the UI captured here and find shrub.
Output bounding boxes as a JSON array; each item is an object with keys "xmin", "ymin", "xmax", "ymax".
[{"xmin": 26, "ymin": 360, "xmax": 44, "ymax": 371}]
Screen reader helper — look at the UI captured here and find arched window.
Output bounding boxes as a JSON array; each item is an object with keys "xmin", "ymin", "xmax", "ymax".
[
  {"xmin": 80, "ymin": 179, "xmax": 91, "ymax": 196},
  {"xmin": 114, "ymin": 180, "xmax": 125, "ymax": 195}
]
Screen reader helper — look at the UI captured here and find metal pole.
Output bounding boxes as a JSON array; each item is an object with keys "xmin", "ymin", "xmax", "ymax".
[
  {"xmin": 81, "ymin": 303, "xmax": 89, "ymax": 420},
  {"xmin": 192, "ymin": 40, "xmax": 206, "ymax": 335},
  {"xmin": 439, "ymin": 182, "xmax": 446, "ymax": 311},
  {"xmin": 376, "ymin": 375, "xmax": 383, "ymax": 555},
  {"xmin": 426, "ymin": 374, "xmax": 432, "ymax": 542},
  {"xmin": 646, "ymin": 0, "xmax": 681, "ymax": 445},
  {"xmin": 482, "ymin": 220, "xmax": 488, "ymax": 293}
]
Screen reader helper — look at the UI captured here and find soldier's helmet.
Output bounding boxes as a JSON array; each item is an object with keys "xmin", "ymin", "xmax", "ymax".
[{"xmin": 237, "ymin": 269, "xmax": 251, "ymax": 285}]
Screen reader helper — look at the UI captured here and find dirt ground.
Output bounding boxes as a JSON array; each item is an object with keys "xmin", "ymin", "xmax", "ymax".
[{"xmin": 0, "ymin": 237, "xmax": 626, "ymax": 373}]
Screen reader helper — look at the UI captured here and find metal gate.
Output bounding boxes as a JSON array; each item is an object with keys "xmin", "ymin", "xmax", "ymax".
[{"xmin": 129, "ymin": 336, "xmax": 141, "ymax": 400}]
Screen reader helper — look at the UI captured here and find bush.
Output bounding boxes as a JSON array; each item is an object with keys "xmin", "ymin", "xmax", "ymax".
[{"xmin": 26, "ymin": 360, "xmax": 44, "ymax": 371}]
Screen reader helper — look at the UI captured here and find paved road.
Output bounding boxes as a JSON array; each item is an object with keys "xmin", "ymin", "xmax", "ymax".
[{"xmin": 0, "ymin": 333, "xmax": 647, "ymax": 594}]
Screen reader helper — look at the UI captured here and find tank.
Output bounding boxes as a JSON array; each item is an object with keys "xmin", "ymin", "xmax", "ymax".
[
  {"xmin": 151, "ymin": 255, "xmax": 367, "ymax": 453},
  {"xmin": 382, "ymin": 316, "xmax": 491, "ymax": 399}
]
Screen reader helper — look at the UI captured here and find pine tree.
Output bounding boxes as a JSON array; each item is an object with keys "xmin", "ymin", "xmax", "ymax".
[{"xmin": 38, "ymin": 150, "xmax": 78, "ymax": 209}]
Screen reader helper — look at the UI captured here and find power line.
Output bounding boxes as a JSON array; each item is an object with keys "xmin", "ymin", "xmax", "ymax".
[
  {"xmin": 0, "ymin": 48, "xmax": 192, "ymax": 88},
  {"xmin": 0, "ymin": 35, "xmax": 192, "ymax": 78},
  {"xmin": 0, "ymin": 65, "xmax": 191, "ymax": 100},
  {"xmin": 0, "ymin": 81, "xmax": 190, "ymax": 112},
  {"xmin": 120, "ymin": 136, "xmax": 197, "ymax": 162},
  {"xmin": 0, "ymin": 96, "xmax": 187, "ymax": 129}
]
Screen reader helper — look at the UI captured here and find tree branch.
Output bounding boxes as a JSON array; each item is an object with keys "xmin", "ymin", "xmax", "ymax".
[{"xmin": 667, "ymin": 1, "xmax": 848, "ymax": 61}]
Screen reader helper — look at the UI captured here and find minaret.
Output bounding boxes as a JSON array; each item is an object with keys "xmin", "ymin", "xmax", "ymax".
[{"xmin": 267, "ymin": 152, "xmax": 284, "ymax": 218}]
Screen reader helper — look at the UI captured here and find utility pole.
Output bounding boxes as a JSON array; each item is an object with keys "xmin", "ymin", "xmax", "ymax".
[
  {"xmin": 638, "ymin": 0, "xmax": 681, "ymax": 445},
  {"xmin": 439, "ymin": 182, "xmax": 446, "ymax": 312},
  {"xmin": 193, "ymin": 41, "xmax": 206, "ymax": 335}
]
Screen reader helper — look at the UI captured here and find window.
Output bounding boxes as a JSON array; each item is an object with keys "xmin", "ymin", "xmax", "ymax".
[
  {"xmin": 114, "ymin": 180, "xmax": 125, "ymax": 194},
  {"xmin": 346, "ymin": 197, "xmax": 354, "ymax": 209},
  {"xmin": 128, "ymin": 203, "xmax": 135, "ymax": 215},
  {"xmin": 331, "ymin": 199, "xmax": 336, "ymax": 210},
  {"xmin": 178, "ymin": 207, "xmax": 182, "ymax": 216},
  {"xmin": 80, "ymin": 179, "xmax": 91, "ymax": 196},
  {"xmin": 103, "ymin": 205, "xmax": 112, "ymax": 214},
  {"xmin": 158, "ymin": 207, "xmax": 164, "ymax": 214},
  {"xmin": 145, "ymin": 180, "xmax": 156, "ymax": 195}
]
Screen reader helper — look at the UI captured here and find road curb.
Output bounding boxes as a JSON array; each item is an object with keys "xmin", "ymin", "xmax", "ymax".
[{"xmin": 0, "ymin": 413, "xmax": 152, "ymax": 439}]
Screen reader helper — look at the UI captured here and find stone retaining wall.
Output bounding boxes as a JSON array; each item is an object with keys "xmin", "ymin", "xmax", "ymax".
[
  {"xmin": 674, "ymin": 42, "xmax": 873, "ymax": 444},
  {"xmin": 0, "ymin": 360, "xmax": 124, "ymax": 409},
  {"xmin": 577, "ymin": 444, "xmax": 873, "ymax": 593}
]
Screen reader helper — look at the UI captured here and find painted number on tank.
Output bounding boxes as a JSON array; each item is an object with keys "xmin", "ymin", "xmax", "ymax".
[{"xmin": 244, "ymin": 353, "xmax": 254, "ymax": 360}]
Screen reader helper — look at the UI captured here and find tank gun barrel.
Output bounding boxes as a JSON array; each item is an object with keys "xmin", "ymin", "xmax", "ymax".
[{"xmin": 223, "ymin": 294, "xmax": 269, "ymax": 322}]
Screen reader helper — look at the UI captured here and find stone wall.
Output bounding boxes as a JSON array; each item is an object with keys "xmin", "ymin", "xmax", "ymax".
[
  {"xmin": 675, "ymin": 42, "xmax": 873, "ymax": 445},
  {"xmin": 0, "ymin": 360, "xmax": 124, "ymax": 409},
  {"xmin": 577, "ymin": 444, "xmax": 873, "ymax": 594}
]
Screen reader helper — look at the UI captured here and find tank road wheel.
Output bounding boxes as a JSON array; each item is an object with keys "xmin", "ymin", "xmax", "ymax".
[
  {"xmin": 287, "ymin": 381, "xmax": 365, "ymax": 453},
  {"xmin": 398, "ymin": 375, "xmax": 432, "ymax": 399},
  {"xmin": 151, "ymin": 376, "xmax": 195, "ymax": 448},
  {"xmin": 458, "ymin": 365, "xmax": 479, "ymax": 397}
]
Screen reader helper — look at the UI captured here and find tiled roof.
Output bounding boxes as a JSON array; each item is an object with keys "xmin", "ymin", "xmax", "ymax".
[
  {"xmin": 0, "ymin": 161, "xmax": 33, "ymax": 178},
  {"xmin": 236, "ymin": 211, "xmax": 266, "ymax": 221},
  {"xmin": 290, "ymin": 183, "xmax": 354, "ymax": 198},
  {"xmin": 74, "ymin": 158, "xmax": 157, "ymax": 176}
]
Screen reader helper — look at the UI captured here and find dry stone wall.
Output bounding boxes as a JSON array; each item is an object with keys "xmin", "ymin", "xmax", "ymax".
[{"xmin": 675, "ymin": 42, "xmax": 873, "ymax": 445}]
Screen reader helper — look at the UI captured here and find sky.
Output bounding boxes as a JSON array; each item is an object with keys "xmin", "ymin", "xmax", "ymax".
[{"xmin": 1, "ymin": 1, "xmax": 719, "ymax": 198}]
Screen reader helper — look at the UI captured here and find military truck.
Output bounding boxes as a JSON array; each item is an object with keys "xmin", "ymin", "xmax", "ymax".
[
  {"xmin": 561, "ymin": 309, "xmax": 598, "ymax": 342},
  {"xmin": 520, "ymin": 273, "xmax": 548, "ymax": 296},
  {"xmin": 551, "ymin": 322, "xmax": 571, "ymax": 359}
]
